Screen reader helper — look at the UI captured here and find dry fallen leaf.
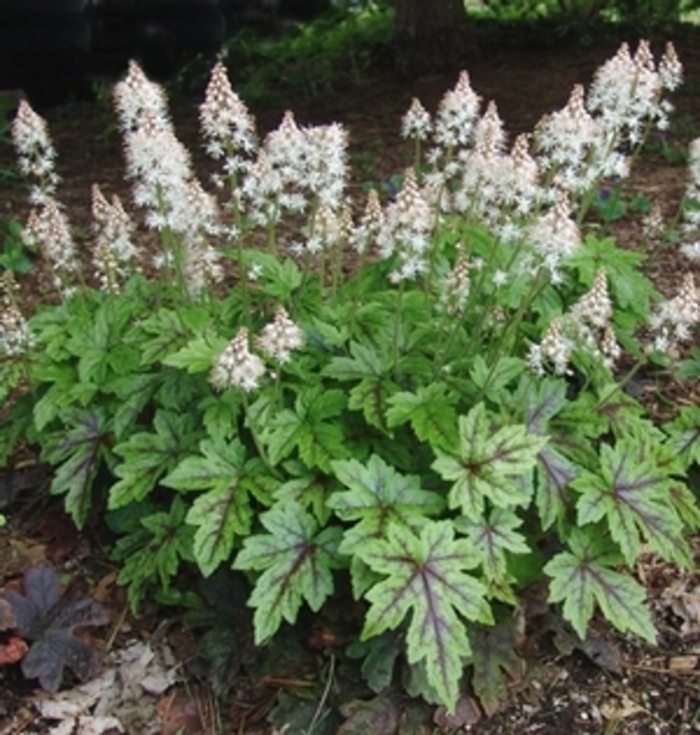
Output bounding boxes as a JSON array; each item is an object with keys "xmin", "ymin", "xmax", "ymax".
[{"xmin": 0, "ymin": 635, "xmax": 28, "ymax": 664}]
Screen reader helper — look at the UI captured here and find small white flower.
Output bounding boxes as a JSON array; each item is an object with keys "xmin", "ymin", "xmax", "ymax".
[{"xmin": 256, "ymin": 307, "xmax": 304, "ymax": 363}]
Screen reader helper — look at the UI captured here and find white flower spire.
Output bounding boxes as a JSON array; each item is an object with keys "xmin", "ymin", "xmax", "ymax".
[
  {"xmin": 199, "ymin": 61, "xmax": 258, "ymax": 172},
  {"xmin": 11, "ymin": 99, "xmax": 59, "ymax": 204},
  {"xmin": 256, "ymin": 307, "xmax": 305, "ymax": 363}
]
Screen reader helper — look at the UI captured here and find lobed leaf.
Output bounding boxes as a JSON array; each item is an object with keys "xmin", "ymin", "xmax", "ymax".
[
  {"xmin": 358, "ymin": 521, "xmax": 492, "ymax": 712},
  {"xmin": 233, "ymin": 500, "xmax": 343, "ymax": 643},
  {"xmin": 544, "ymin": 529, "xmax": 656, "ymax": 644},
  {"xmin": 432, "ymin": 403, "xmax": 547, "ymax": 517},
  {"xmin": 574, "ymin": 439, "xmax": 689, "ymax": 567},
  {"xmin": 385, "ymin": 383, "xmax": 458, "ymax": 451}
]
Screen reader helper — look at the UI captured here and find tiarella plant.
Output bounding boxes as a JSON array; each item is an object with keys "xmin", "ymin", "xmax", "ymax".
[{"xmin": 1, "ymin": 41, "xmax": 700, "ymax": 713}]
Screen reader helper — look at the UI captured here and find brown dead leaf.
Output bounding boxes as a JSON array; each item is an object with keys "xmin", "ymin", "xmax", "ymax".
[
  {"xmin": 0, "ymin": 635, "xmax": 28, "ymax": 665},
  {"xmin": 668, "ymin": 655, "xmax": 699, "ymax": 672},
  {"xmin": 157, "ymin": 687, "xmax": 205, "ymax": 735},
  {"xmin": 432, "ymin": 694, "xmax": 481, "ymax": 731},
  {"xmin": 600, "ymin": 696, "xmax": 645, "ymax": 722}
]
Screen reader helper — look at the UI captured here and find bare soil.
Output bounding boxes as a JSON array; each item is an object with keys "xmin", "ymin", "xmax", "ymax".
[{"xmin": 2, "ymin": 24, "xmax": 700, "ymax": 735}]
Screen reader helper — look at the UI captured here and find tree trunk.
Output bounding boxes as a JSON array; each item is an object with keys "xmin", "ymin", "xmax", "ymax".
[{"xmin": 394, "ymin": 0, "xmax": 476, "ymax": 77}]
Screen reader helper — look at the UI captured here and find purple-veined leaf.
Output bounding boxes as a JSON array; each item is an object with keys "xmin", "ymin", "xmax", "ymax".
[
  {"xmin": 162, "ymin": 437, "xmax": 274, "ymax": 577},
  {"xmin": 358, "ymin": 520, "xmax": 493, "ymax": 712},
  {"xmin": 574, "ymin": 439, "xmax": 690, "ymax": 567},
  {"xmin": 664, "ymin": 405, "xmax": 700, "ymax": 470},
  {"xmin": 535, "ymin": 446, "xmax": 578, "ymax": 531},
  {"xmin": 454, "ymin": 508, "xmax": 529, "ymax": 584},
  {"xmin": 42, "ymin": 408, "xmax": 110, "ymax": 529},
  {"xmin": 544, "ymin": 529, "xmax": 656, "ymax": 644},
  {"xmin": 329, "ymin": 454, "xmax": 444, "ymax": 554},
  {"xmin": 524, "ymin": 378, "xmax": 568, "ymax": 435},
  {"xmin": 233, "ymin": 500, "xmax": 343, "ymax": 644},
  {"xmin": 109, "ymin": 410, "xmax": 199, "ymax": 509},
  {"xmin": 432, "ymin": 403, "xmax": 547, "ymax": 517}
]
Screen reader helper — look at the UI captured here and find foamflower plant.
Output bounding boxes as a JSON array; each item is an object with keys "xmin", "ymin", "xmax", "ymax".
[{"xmin": 2, "ymin": 41, "xmax": 700, "ymax": 714}]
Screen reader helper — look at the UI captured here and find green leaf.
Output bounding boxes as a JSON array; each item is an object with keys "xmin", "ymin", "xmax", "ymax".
[
  {"xmin": 535, "ymin": 447, "xmax": 578, "ymax": 531},
  {"xmin": 470, "ymin": 356, "xmax": 526, "ymax": 402},
  {"xmin": 262, "ymin": 386, "xmax": 348, "ymax": 472},
  {"xmin": 358, "ymin": 521, "xmax": 493, "ymax": 713},
  {"xmin": 42, "ymin": 409, "xmax": 111, "ymax": 528},
  {"xmin": 138, "ymin": 308, "xmax": 193, "ymax": 366},
  {"xmin": 385, "ymin": 383, "xmax": 458, "ymax": 451},
  {"xmin": 574, "ymin": 439, "xmax": 689, "ymax": 567},
  {"xmin": 162, "ymin": 335, "xmax": 228, "ymax": 374},
  {"xmin": 329, "ymin": 455, "xmax": 444, "ymax": 556},
  {"xmin": 233, "ymin": 500, "xmax": 343, "ymax": 643},
  {"xmin": 162, "ymin": 437, "xmax": 273, "ymax": 576},
  {"xmin": 114, "ymin": 497, "xmax": 194, "ymax": 612},
  {"xmin": 109, "ymin": 410, "xmax": 200, "ymax": 509},
  {"xmin": 569, "ymin": 235, "xmax": 657, "ymax": 319},
  {"xmin": 66, "ymin": 298, "xmax": 141, "ymax": 384},
  {"xmin": 432, "ymin": 403, "xmax": 547, "ymax": 517},
  {"xmin": 454, "ymin": 508, "xmax": 529, "ymax": 583},
  {"xmin": 664, "ymin": 405, "xmax": 700, "ymax": 469},
  {"xmin": 544, "ymin": 529, "xmax": 657, "ymax": 644},
  {"xmin": 107, "ymin": 373, "xmax": 160, "ymax": 441},
  {"xmin": 199, "ymin": 391, "xmax": 242, "ymax": 443}
]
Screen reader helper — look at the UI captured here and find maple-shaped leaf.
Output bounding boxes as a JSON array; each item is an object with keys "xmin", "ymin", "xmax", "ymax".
[
  {"xmin": 357, "ymin": 520, "xmax": 493, "ymax": 713},
  {"xmin": 233, "ymin": 500, "xmax": 344, "ymax": 644},
  {"xmin": 162, "ymin": 437, "xmax": 275, "ymax": 577},
  {"xmin": 454, "ymin": 508, "xmax": 530, "ymax": 584},
  {"xmin": 329, "ymin": 455, "xmax": 444, "ymax": 553},
  {"xmin": 431, "ymin": 403, "xmax": 547, "ymax": 517},
  {"xmin": 664, "ymin": 405, "xmax": 700, "ymax": 470},
  {"xmin": 41, "ymin": 408, "xmax": 111, "ymax": 528},
  {"xmin": 544, "ymin": 529, "xmax": 657, "ymax": 644},
  {"xmin": 137, "ymin": 306, "xmax": 210, "ymax": 365},
  {"xmin": 574, "ymin": 438, "xmax": 690, "ymax": 567},
  {"xmin": 322, "ymin": 341, "xmax": 397, "ymax": 433},
  {"xmin": 261, "ymin": 386, "xmax": 349, "ymax": 472},
  {"xmin": 0, "ymin": 563, "xmax": 108, "ymax": 692},
  {"xmin": 385, "ymin": 383, "xmax": 459, "ymax": 451},
  {"xmin": 162, "ymin": 334, "xmax": 228, "ymax": 374},
  {"xmin": 109, "ymin": 410, "xmax": 200, "ymax": 509},
  {"xmin": 114, "ymin": 496, "xmax": 194, "ymax": 611},
  {"xmin": 470, "ymin": 619, "xmax": 525, "ymax": 716}
]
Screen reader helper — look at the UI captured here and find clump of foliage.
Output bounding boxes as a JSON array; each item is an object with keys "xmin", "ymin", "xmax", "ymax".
[{"xmin": 1, "ymin": 42, "xmax": 700, "ymax": 714}]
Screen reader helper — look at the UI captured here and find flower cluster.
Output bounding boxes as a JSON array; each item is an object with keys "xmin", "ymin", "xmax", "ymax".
[
  {"xmin": 211, "ymin": 308, "xmax": 304, "ymax": 391},
  {"xmin": 528, "ymin": 269, "xmax": 620, "ymax": 376},
  {"xmin": 649, "ymin": 273, "xmax": 699, "ymax": 355},
  {"xmin": 91, "ymin": 184, "xmax": 138, "ymax": 293},
  {"xmin": 0, "ymin": 273, "xmax": 33, "ymax": 357},
  {"xmin": 11, "ymin": 99, "xmax": 59, "ymax": 205},
  {"xmin": 115, "ymin": 62, "xmax": 224, "ymax": 292}
]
